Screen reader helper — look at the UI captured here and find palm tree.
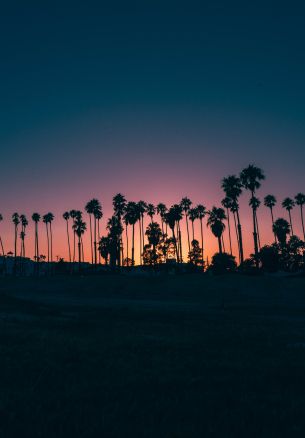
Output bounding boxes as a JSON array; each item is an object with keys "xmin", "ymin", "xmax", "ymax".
[
  {"xmin": 164, "ymin": 207, "xmax": 179, "ymax": 260},
  {"xmin": 282, "ymin": 197, "xmax": 295, "ymax": 235},
  {"xmin": 145, "ymin": 222, "xmax": 162, "ymax": 264},
  {"xmin": 12, "ymin": 213, "xmax": 20, "ymax": 274},
  {"xmin": 273, "ymin": 218, "xmax": 290, "ymax": 247},
  {"xmin": 48, "ymin": 213, "xmax": 55, "ymax": 262},
  {"xmin": 69, "ymin": 210, "xmax": 77, "ymax": 262},
  {"xmin": 85, "ymin": 200, "xmax": 95, "ymax": 264},
  {"xmin": 32, "ymin": 213, "xmax": 40, "ymax": 265},
  {"xmin": 124, "ymin": 202, "xmax": 139, "ymax": 266},
  {"xmin": 180, "ymin": 197, "xmax": 192, "ymax": 255},
  {"xmin": 264, "ymin": 195, "xmax": 277, "ymax": 242},
  {"xmin": 73, "ymin": 217, "xmax": 87, "ymax": 271},
  {"xmin": 63, "ymin": 212, "xmax": 71, "ymax": 262},
  {"xmin": 43, "ymin": 214, "xmax": 50, "ymax": 263},
  {"xmin": 188, "ymin": 208, "xmax": 198, "ymax": 243},
  {"xmin": 106, "ymin": 216, "xmax": 123, "ymax": 267},
  {"xmin": 137, "ymin": 201, "xmax": 147, "ymax": 264},
  {"xmin": 221, "ymin": 197, "xmax": 233, "ymax": 255},
  {"xmin": 196, "ymin": 204, "xmax": 207, "ymax": 267},
  {"xmin": 295, "ymin": 193, "xmax": 305, "ymax": 240},
  {"xmin": 221, "ymin": 175, "xmax": 244, "ymax": 264},
  {"xmin": 172, "ymin": 204, "xmax": 183, "ymax": 262},
  {"xmin": 240, "ymin": 165, "xmax": 265, "ymax": 266},
  {"xmin": 85, "ymin": 199, "xmax": 102, "ymax": 265},
  {"xmin": 113, "ymin": 193, "xmax": 126, "ymax": 266},
  {"xmin": 207, "ymin": 207, "xmax": 226, "ymax": 254},
  {"xmin": 94, "ymin": 209, "xmax": 103, "ymax": 264},
  {"xmin": 19, "ymin": 214, "xmax": 28, "ymax": 258},
  {"xmin": 157, "ymin": 203, "xmax": 167, "ymax": 236}
]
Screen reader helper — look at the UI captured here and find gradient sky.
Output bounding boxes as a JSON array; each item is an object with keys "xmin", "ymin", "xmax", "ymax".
[{"xmin": 1, "ymin": 1, "xmax": 305, "ymax": 262}]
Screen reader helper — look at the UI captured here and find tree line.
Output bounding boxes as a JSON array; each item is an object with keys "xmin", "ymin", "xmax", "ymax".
[{"xmin": 1, "ymin": 164, "xmax": 304, "ymax": 274}]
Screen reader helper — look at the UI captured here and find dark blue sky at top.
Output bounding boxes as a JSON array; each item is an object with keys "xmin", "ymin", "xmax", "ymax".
[{"xmin": 1, "ymin": 1, "xmax": 305, "ymax": 204}]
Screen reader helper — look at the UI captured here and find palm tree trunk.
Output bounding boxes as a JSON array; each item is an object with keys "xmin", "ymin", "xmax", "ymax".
[
  {"xmin": 78, "ymin": 239, "xmax": 81, "ymax": 272},
  {"xmin": 251, "ymin": 204, "xmax": 259, "ymax": 268},
  {"xmin": 199, "ymin": 218, "xmax": 204, "ymax": 269},
  {"xmin": 141, "ymin": 215, "xmax": 145, "ymax": 260},
  {"xmin": 0, "ymin": 235, "xmax": 6, "ymax": 274},
  {"xmin": 221, "ymin": 235, "xmax": 226, "ymax": 253},
  {"xmin": 89, "ymin": 215, "xmax": 93, "ymax": 264},
  {"xmin": 218, "ymin": 236, "xmax": 222, "ymax": 254},
  {"xmin": 255, "ymin": 211, "xmax": 261, "ymax": 250},
  {"xmin": 226, "ymin": 208, "xmax": 233, "ymax": 255},
  {"xmin": 178, "ymin": 222, "xmax": 183, "ymax": 262},
  {"xmin": 46, "ymin": 223, "xmax": 50, "ymax": 264},
  {"xmin": 72, "ymin": 220, "xmax": 76, "ymax": 263},
  {"xmin": 125, "ymin": 224, "xmax": 129, "ymax": 266},
  {"xmin": 171, "ymin": 228, "xmax": 178, "ymax": 260},
  {"xmin": 66, "ymin": 220, "xmax": 71, "ymax": 262},
  {"xmin": 289, "ymin": 211, "xmax": 294, "ymax": 235},
  {"xmin": 300, "ymin": 206, "xmax": 305, "ymax": 240},
  {"xmin": 236, "ymin": 210, "xmax": 244, "ymax": 264},
  {"xmin": 98, "ymin": 219, "xmax": 101, "ymax": 264},
  {"xmin": 191, "ymin": 221, "xmax": 195, "ymax": 242},
  {"xmin": 132, "ymin": 224, "xmax": 135, "ymax": 266},
  {"xmin": 50, "ymin": 223, "xmax": 53, "ymax": 263},
  {"xmin": 139, "ymin": 220, "xmax": 142, "ymax": 265},
  {"xmin": 270, "ymin": 208, "xmax": 277, "ymax": 243},
  {"xmin": 185, "ymin": 215, "xmax": 191, "ymax": 255},
  {"xmin": 94, "ymin": 217, "xmax": 97, "ymax": 265}
]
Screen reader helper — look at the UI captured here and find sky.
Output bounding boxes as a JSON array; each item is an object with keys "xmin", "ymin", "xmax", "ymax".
[{"xmin": 1, "ymin": 1, "xmax": 305, "ymax": 263}]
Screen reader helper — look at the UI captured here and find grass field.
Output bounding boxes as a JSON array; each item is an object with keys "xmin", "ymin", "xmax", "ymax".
[{"xmin": 1, "ymin": 273, "xmax": 305, "ymax": 437}]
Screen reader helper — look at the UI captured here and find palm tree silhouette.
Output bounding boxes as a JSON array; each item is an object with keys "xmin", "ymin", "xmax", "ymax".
[
  {"xmin": 124, "ymin": 202, "xmax": 139, "ymax": 266},
  {"xmin": 207, "ymin": 207, "xmax": 226, "ymax": 254},
  {"xmin": 43, "ymin": 214, "xmax": 50, "ymax": 264},
  {"xmin": 69, "ymin": 210, "xmax": 77, "ymax": 262},
  {"xmin": 295, "ymin": 193, "xmax": 305, "ymax": 240},
  {"xmin": 172, "ymin": 204, "xmax": 183, "ymax": 262},
  {"xmin": 123, "ymin": 214, "xmax": 130, "ymax": 266},
  {"xmin": 188, "ymin": 208, "xmax": 198, "ymax": 243},
  {"xmin": 145, "ymin": 222, "xmax": 162, "ymax": 265},
  {"xmin": 19, "ymin": 214, "xmax": 28, "ymax": 259},
  {"xmin": 196, "ymin": 204, "xmax": 206, "ymax": 266},
  {"xmin": 63, "ymin": 212, "xmax": 71, "ymax": 262},
  {"xmin": 282, "ymin": 197, "xmax": 295, "ymax": 235},
  {"xmin": 94, "ymin": 209, "xmax": 103, "ymax": 264},
  {"xmin": 264, "ymin": 195, "xmax": 277, "ymax": 242},
  {"xmin": 85, "ymin": 199, "xmax": 102, "ymax": 265},
  {"xmin": 221, "ymin": 197, "xmax": 233, "ymax": 255},
  {"xmin": 240, "ymin": 165, "xmax": 265, "ymax": 266},
  {"xmin": 221, "ymin": 175, "xmax": 244, "ymax": 264},
  {"xmin": 106, "ymin": 216, "xmax": 123, "ymax": 267},
  {"xmin": 85, "ymin": 200, "xmax": 95, "ymax": 264},
  {"xmin": 12, "ymin": 213, "xmax": 20, "ymax": 274},
  {"xmin": 157, "ymin": 203, "xmax": 167, "ymax": 236},
  {"xmin": 137, "ymin": 201, "xmax": 147, "ymax": 265},
  {"xmin": 113, "ymin": 193, "xmax": 126, "ymax": 266},
  {"xmin": 32, "ymin": 213, "xmax": 40, "ymax": 266},
  {"xmin": 73, "ymin": 216, "xmax": 87, "ymax": 270},
  {"xmin": 164, "ymin": 207, "xmax": 179, "ymax": 260},
  {"xmin": 180, "ymin": 197, "xmax": 192, "ymax": 255},
  {"xmin": 273, "ymin": 218, "xmax": 290, "ymax": 247}
]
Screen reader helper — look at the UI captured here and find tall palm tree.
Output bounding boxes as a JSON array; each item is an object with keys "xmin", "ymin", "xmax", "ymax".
[
  {"xmin": 124, "ymin": 202, "xmax": 139, "ymax": 266},
  {"xmin": 282, "ymin": 197, "xmax": 295, "ymax": 235},
  {"xmin": 63, "ymin": 212, "xmax": 71, "ymax": 262},
  {"xmin": 180, "ymin": 197, "xmax": 192, "ymax": 255},
  {"xmin": 123, "ymin": 214, "xmax": 130, "ymax": 266},
  {"xmin": 240, "ymin": 165, "xmax": 265, "ymax": 266},
  {"xmin": 98, "ymin": 236, "xmax": 111, "ymax": 265},
  {"xmin": 85, "ymin": 200, "xmax": 95, "ymax": 264},
  {"xmin": 295, "ymin": 193, "xmax": 305, "ymax": 240},
  {"xmin": 43, "ymin": 214, "xmax": 50, "ymax": 263},
  {"xmin": 19, "ymin": 214, "xmax": 28, "ymax": 258},
  {"xmin": 221, "ymin": 197, "xmax": 233, "ymax": 255},
  {"xmin": 73, "ymin": 217, "xmax": 87, "ymax": 271},
  {"xmin": 207, "ymin": 207, "xmax": 226, "ymax": 254},
  {"xmin": 221, "ymin": 175, "xmax": 244, "ymax": 264},
  {"xmin": 273, "ymin": 218, "xmax": 290, "ymax": 247},
  {"xmin": 69, "ymin": 210, "xmax": 77, "ymax": 262},
  {"xmin": 172, "ymin": 204, "xmax": 183, "ymax": 262},
  {"xmin": 137, "ymin": 201, "xmax": 147, "ymax": 264},
  {"xmin": 47, "ymin": 213, "xmax": 55, "ymax": 262},
  {"xmin": 113, "ymin": 193, "xmax": 126, "ymax": 266},
  {"xmin": 32, "ymin": 213, "xmax": 40, "ymax": 264},
  {"xmin": 164, "ymin": 207, "xmax": 179, "ymax": 260},
  {"xmin": 12, "ymin": 213, "xmax": 20, "ymax": 274},
  {"xmin": 196, "ymin": 204, "xmax": 207, "ymax": 267},
  {"xmin": 264, "ymin": 195, "xmax": 277, "ymax": 242},
  {"xmin": 85, "ymin": 199, "xmax": 102, "ymax": 265},
  {"xmin": 94, "ymin": 209, "xmax": 103, "ymax": 264},
  {"xmin": 157, "ymin": 203, "xmax": 167, "ymax": 236},
  {"xmin": 188, "ymin": 208, "xmax": 198, "ymax": 243}
]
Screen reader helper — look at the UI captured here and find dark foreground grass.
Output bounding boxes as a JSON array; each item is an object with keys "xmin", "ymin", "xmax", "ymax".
[{"xmin": 0, "ymin": 273, "xmax": 305, "ymax": 437}]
